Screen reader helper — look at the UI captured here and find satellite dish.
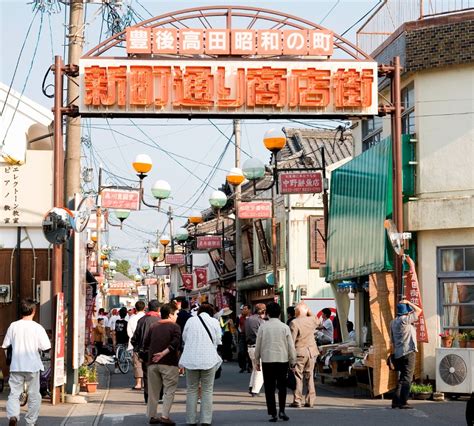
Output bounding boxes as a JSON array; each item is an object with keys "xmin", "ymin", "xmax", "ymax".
[
  {"xmin": 42, "ymin": 208, "xmax": 74, "ymax": 245},
  {"xmin": 384, "ymin": 219, "xmax": 402, "ymax": 255}
]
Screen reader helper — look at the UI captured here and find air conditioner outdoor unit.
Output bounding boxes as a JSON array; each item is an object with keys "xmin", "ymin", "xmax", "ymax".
[{"xmin": 436, "ymin": 348, "xmax": 474, "ymax": 394}]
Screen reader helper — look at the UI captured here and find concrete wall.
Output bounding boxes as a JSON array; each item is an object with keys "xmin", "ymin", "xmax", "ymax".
[{"xmin": 417, "ymin": 227, "xmax": 474, "ymax": 378}]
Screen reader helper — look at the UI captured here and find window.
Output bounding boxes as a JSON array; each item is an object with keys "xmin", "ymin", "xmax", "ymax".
[
  {"xmin": 362, "ymin": 116, "xmax": 382, "ymax": 152},
  {"xmin": 401, "ymin": 82, "xmax": 415, "ymax": 135},
  {"xmin": 438, "ymin": 246, "xmax": 474, "ymax": 334},
  {"xmin": 309, "ymin": 216, "xmax": 326, "ymax": 268}
]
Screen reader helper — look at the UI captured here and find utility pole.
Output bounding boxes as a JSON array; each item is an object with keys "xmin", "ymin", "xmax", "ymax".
[
  {"xmin": 234, "ymin": 120, "xmax": 243, "ymax": 301},
  {"xmin": 64, "ymin": 0, "xmax": 84, "ymax": 396}
]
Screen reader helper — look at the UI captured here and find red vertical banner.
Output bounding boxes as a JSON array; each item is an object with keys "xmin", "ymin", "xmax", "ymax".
[
  {"xmin": 53, "ymin": 292, "xmax": 65, "ymax": 387},
  {"xmin": 195, "ymin": 268, "xmax": 207, "ymax": 288},
  {"xmin": 404, "ymin": 255, "xmax": 428, "ymax": 343},
  {"xmin": 181, "ymin": 273, "xmax": 193, "ymax": 290}
]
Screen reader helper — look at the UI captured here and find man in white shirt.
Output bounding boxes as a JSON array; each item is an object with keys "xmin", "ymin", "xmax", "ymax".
[
  {"xmin": 127, "ymin": 300, "xmax": 146, "ymax": 390},
  {"xmin": 316, "ymin": 308, "xmax": 334, "ymax": 345},
  {"xmin": 2, "ymin": 298, "xmax": 51, "ymax": 426}
]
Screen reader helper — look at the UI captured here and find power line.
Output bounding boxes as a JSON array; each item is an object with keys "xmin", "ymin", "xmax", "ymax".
[
  {"xmin": 208, "ymin": 119, "xmax": 252, "ymax": 158},
  {"xmin": 319, "ymin": 0, "xmax": 341, "ymax": 25},
  {"xmin": 341, "ymin": 0, "xmax": 383, "ymax": 37}
]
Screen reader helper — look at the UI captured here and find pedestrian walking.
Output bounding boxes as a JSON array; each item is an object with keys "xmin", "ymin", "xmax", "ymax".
[
  {"xmin": 113, "ymin": 307, "xmax": 129, "ymax": 374},
  {"xmin": 219, "ymin": 307, "xmax": 234, "ymax": 362},
  {"xmin": 176, "ymin": 299, "xmax": 192, "ymax": 333},
  {"xmin": 255, "ymin": 302, "xmax": 296, "ymax": 423},
  {"xmin": 131, "ymin": 299, "xmax": 161, "ymax": 403},
  {"xmin": 289, "ymin": 302, "xmax": 319, "ymax": 408},
  {"xmin": 390, "ymin": 299, "xmax": 422, "ymax": 409},
  {"xmin": 179, "ymin": 303, "xmax": 222, "ymax": 426},
  {"xmin": 286, "ymin": 306, "xmax": 296, "ymax": 326},
  {"xmin": 245, "ymin": 303, "xmax": 266, "ymax": 396},
  {"xmin": 237, "ymin": 304, "xmax": 251, "ymax": 373},
  {"xmin": 143, "ymin": 303, "xmax": 181, "ymax": 425},
  {"xmin": 93, "ymin": 317, "xmax": 106, "ymax": 354},
  {"xmin": 2, "ymin": 298, "xmax": 51, "ymax": 426},
  {"xmin": 127, "ymin": 300, "xmax": 146, "ymax": 391}
]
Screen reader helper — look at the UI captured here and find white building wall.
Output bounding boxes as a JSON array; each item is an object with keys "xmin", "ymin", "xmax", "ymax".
[{"xmin": 417, "ymin": 227, "xmax": 474, "ymax": 378}]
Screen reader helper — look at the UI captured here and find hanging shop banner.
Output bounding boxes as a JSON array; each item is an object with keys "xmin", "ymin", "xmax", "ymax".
[
  {"xmin": 154, "ymin": 265, "xmax": 171, "ymax": 276},
  {"xmin": 100, "ymin": 188, "xmax": 140, "ymax": 210},
  {"xmin": 195, "ymin": 268, "xmax": 208, "ymax": 288},
  {"xmin": 53, "ymin": 292, "xmax": 65, "ymax": 387},
  {"xmin": 79, "ymin": 59, "xmax": 378, "ymax": 118},
  {"xmin": 279, "ymin": 172, "xmax": 323, "ymax": 194},
  {"xmin": 239, "ymin": 201, "xmax": 272, "ymax": 219},
  {"xmin": 404, "ymin": 255, "xmax": 428, "ymax": 343},
  {"xmin": 181, "ymin": 273, "xmax": 193, "ymax": 290},
  {"xmin": 196, "ymin": 235, "xmax": 222, "ymax": 250},
  {"xmin": 165, "ymin": 253, "xmax": 186, "ymax": 264}
]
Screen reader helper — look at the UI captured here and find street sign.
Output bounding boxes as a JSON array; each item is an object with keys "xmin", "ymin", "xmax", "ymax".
[
  {"xmin": 196, "ymin": 235, "xmax": 222, "ymax": 249},
  {"xmin": 101, "ymin": 188, "xmax": 140, "ymax": 210},
  {"xmin": 279, "ymin": 172, "xmax": 323, "ymax": 194},
  {"xmin": 165, "ymin": 253, "xmax": 185, "ymax": 264},
  {"xmin": 154, "ymin": 265, "xmax": 171, "ymax": 276},
  {"xmin": 239, "ymin": 201, "xmax": 272, "ymax": 219}
]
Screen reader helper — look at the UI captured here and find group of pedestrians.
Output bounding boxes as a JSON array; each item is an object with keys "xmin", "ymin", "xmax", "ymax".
[{"xmin": 130, "ymin": 300, "xmax": 222, "ymax": 425}]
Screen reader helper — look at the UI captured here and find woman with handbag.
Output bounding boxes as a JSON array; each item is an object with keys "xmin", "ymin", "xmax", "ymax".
[{"xmin": 179, "ymin": 303, "xmax": 222, "ymax": 426}]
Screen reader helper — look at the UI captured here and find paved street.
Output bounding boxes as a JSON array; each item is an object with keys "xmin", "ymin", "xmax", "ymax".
[{"xmin": 1, "ymin": 362, "xmax": 468, "ymax": 425}]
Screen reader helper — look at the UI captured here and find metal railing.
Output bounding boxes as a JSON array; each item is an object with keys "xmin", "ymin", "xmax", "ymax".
[{"xmin": 357, "ymin": 0, "xmax": 474, "ymax": 54}]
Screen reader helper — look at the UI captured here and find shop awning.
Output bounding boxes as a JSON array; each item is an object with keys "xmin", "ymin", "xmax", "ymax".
[{"xmin": 326, "ymin": 137, "xmax": 393, "ymax": 281}]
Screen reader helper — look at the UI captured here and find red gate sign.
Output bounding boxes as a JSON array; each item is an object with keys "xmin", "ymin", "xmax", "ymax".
[
  {"xmin": 195, "ymin": 268, "xmax": 207, "ymax": 288},
  {"xmin": 196, "ymin": 236, "xmax": 222, "ymax": 249},
  {"xmin": 239, "ymin": 201, "xmax": 272, "ymax": 219},
  {"xmin": 279, "ymin": 172, "xmax": 323, "ymax": 194},
  {"xmin": 101, "ymin": 188, "xmax": 140, "ymax": 210},
  {"xmin": 404, "ymin": 255, "xmax": 428, "ymax": 343},
  {"xmin": 181, "ymin": 273, "xmax": 193, "ymax": 290},
  {"xmin": 165, "ymin": 253, "xmax": 185, "ymax": 264}
]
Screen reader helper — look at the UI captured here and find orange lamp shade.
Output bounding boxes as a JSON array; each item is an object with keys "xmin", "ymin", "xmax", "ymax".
[
  {"xmin": 132, "ymin": 154, "xmax": 153, "ymax": 174},
  {"xmin": 189, "ymin": 211, "xmax": 203, "ymax": 224},
  {"xmin": 263, "ymin": 129, "xmax": 286, "ymax": 152},
  {"xmin": 226, "ymin": 167, "xmax": 245, "ymax": 186}
]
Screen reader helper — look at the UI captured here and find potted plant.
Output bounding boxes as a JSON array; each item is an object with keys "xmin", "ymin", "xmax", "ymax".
[
  {"xmin": 458, "ymin": 332, "xmax": 469, "ymax": 348},
  {"xmin": 468, "ymin": 330, "xmax": 474, "ymax": 349},
  {"xmin": 78, "ymin": 365, "xmax": 89, "ymax": 391},
  {"xmin": 86, "ymin": 365, "xmax": 98, "ymax": 393},
  {"xmin": 439, "ymin": 331, "xmax": 454, "ymax": 348},
  {"xmin": 411, "ymin": 383, "xmax": 433, "ymax": 400}
]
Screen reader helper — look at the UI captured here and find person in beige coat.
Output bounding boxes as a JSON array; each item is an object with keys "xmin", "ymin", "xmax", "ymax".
[{"xmin": 289, "ymin": 302, "xmax": 320, "ymax": 408}]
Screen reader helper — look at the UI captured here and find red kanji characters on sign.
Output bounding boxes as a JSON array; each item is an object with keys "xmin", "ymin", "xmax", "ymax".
[
  {"xmin": 173, "ymin": 66, "xmax": 214, "ymax": 107},
  {"xmin": 216, "ymin": 67, "xmax": 245, "ymax": 108},
  {"xmin": 289, "ymin": 69, "xmax": 331, "ymax": 107},
  {"xmin": 247, "ymin": 67, "xmax": 287, "ymax": 108},
  {"xmin": 129, "ymin": 66, "xmax": 154, "ymax": 106},
  {"xmin": 84, "ymin": 66, "xmax": 127, "ymax": 106},
  {"xmin": 126, "ymin": 27, "xmax": 151, "ymax": 54},
  {"xmin": 333, "ymin": 68, "xmax": 374, "ymax": 108},
  {"xmin": 153, "ymin": 66, "xmax": 172, "ymax": 107},
  {"xmin": 181, "ymin": 273, "xmax": 193, "ymax": 290},
  {"xmin": 195, "ymin": 268, "xmax": 207, "ymax": 288}
]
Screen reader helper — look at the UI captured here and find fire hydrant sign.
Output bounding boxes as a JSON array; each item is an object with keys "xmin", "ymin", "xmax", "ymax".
[
  {"xmin": 239, "ymin": 201, "xmax": 272, "ymax": 219},
  {"xmin": 279, "ymin": 172, "xmax": 323, "ymax": 194}
]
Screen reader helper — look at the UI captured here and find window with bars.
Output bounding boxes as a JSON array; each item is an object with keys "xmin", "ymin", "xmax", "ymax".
[{"xmin": 438, "ymin": 246, "xmax": 474, "ymax": 333}]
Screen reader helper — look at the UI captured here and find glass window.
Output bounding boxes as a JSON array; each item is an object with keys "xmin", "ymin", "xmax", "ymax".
[
  {"xmin": 401, "ymin": 82, "xmax": 415, "ymax": 136},
  {"xmin": 466, "ymin": 248, "xmax": 474, "ymax": 271},
  {"xmin": 441, "ymin": 281, "xmax": 474, "ymax": 329},
  {"xmin": 441, "ymin": 248, "xmax": 464, "ymax": 271}
]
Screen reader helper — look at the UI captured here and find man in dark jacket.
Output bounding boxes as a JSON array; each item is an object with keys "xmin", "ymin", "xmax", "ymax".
[
  {"xmin": 143, "ymin": 303, "xmax": 181, "ymax": 425},
  {"xmin": 131, "ymin": 299, "xmax": 161, "ymax": 403},
  {"xmin": 176, "ymin": 299, "xmax": 191, "ymax": 333}
]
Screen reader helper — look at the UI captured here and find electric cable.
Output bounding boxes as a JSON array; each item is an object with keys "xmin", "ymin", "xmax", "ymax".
[
  {"xmin": 320, "ymin": 0, "xmax": 341, "ymax": 25},
  {"xmin": 340, "ymin": 0, "xmax": 383, "ymax": 37},
  {"xmin": 208, "ymin": 119, "xmax": 252, "ymax": 158}
]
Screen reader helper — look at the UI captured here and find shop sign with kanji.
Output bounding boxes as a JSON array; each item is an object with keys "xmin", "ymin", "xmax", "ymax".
[
  {"xmin": 165, "ymin": 253, "xmax": 185, "ymax": 264},
  {"xmin": 101, "ymin": 188, "xmax": 140, "ymax": 210},
  {"xmin": 79, "ymin": 59, "xmax": 377, "ymax": 118},
  {"xmin": 195, "ymin": 267, "xmax": 207, "ymax": 288},
  {"xmin": 279, "ymin": 172, "xmax": 323, "ymax": 194},
  {"xmin": 196, "ymin": 235, "xmax": 222, "ymax": 249},
  {"xmin": 239, "ymin": 201, "xmax": 272, "ymax": 219},
  {"xmin": 181, "ymin": 273, "xmax": 193, "ymax": 290}
]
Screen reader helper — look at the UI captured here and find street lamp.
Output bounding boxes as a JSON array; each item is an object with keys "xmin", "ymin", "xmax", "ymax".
[
  {"xmin": 175, "ymin": 227, "xmax": 189, "ymax": 242},
  {"xmin": 226, "ymin": 167, "xmax": 245, "ymax": 186},
  {"xmin": 263, "ymin": 128, "xmax": 287, "ymax": 153},
  {"xmin": 105, "ymin": 208, "xmax": 130, "ymax": 230},
  {"xmin": 189, "ymin": 210, "xmax": 203, "ymax": 225},
  {"xmin": 132, "ymin": 154, "xmax": 153, "ymax": 180}
]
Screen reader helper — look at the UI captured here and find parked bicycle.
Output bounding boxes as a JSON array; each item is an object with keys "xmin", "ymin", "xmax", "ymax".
[{"xmin": 115, "ymin": 343, "xmax": 132, "ymax": 374}]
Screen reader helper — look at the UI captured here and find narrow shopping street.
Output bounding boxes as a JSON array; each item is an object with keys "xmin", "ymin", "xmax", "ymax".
[{"xmin": 1, "ymin": 362, "xmax": 467, "ymax": 426}]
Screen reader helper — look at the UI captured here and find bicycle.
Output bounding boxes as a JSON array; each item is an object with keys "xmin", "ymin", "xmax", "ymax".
[{"xmin": 115, "ymin": 343, "xmax": 132, "ymax": 374}]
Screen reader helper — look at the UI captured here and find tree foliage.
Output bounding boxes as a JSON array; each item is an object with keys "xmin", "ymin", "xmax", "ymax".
[{"xmin": 116, "ymin": 259, "xmax": 132, "ymax": 278}]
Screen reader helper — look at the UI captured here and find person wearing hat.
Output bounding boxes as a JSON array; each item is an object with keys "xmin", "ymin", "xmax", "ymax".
[
  {"xmin": 219, "ymin": 307, "xmax": 234, "ymax": 362},
  {"xmin": 390, "ymin": 298, "xmax": 422, "ymax": 409}
]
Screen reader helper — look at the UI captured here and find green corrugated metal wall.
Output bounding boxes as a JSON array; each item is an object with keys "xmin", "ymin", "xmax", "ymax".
[{"xmin": 326, "ymin": 137, "xmax": 393, "ymax": 281}]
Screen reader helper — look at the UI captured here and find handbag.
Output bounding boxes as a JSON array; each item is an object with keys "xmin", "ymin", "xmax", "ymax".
[
  {"xmin": 286, "ymin": 368, "xmax": 296, "ymax": 391},
  {"xmin": 5, "ymin": 345, "xmax": 12, "ymax": 366},
  {"xmin": 198, "ymin": 315, "xmax": 222, "ymax": 380}
]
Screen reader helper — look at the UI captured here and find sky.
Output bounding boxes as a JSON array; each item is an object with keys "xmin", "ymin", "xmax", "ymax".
[{"xmin": 0, "ymin": 0, "xmax": 381, "ymax": 267}]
